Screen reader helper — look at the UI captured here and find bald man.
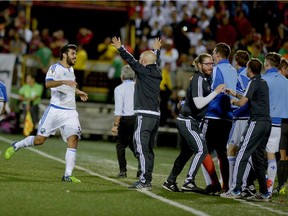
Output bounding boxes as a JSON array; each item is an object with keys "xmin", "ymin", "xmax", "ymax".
[{"xmin": 112, "ymin": 36, "xmax": 162, "ymax": 190}]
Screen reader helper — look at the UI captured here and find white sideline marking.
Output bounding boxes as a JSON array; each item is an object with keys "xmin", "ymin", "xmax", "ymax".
[{"xmin": 1, "ymin": 137, "xmax": 288, "ymax": 216}]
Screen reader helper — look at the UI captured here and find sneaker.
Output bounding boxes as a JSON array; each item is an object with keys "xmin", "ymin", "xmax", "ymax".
[
  {"xmin": 5, "ymin": 142, "xmax": 17, "ymax": 160},
  {"xmin": 220, "ymin": 190, "xmax": 241, "ymax": 199},
  {"xmin": 204, "ymin": 183, "xmax": 222, "ymax": 195},
  {"xmin": 181, "ymin": 180, "xmax": 204, "ymax": 192},
  {"xmin": 279, "ymin": 185, "xmax": 286, "ymax": 194},
  {"xmin": 240, "ymin": 185, "xmax": 256, "ymax": 198},
  {"xmin": 246, "ymin": 192, "xmax": 271, "ymax": 202},
  {"xmin": 117, "ymin": 171, "xmax": 127, "ymax": 178},
  {"xmin": 273, "ymin": 185, "xmax": 286, "ymax": 195},
  {"xmin": 62, "ymin": 176, "xmax": 81, "ymax": 183},
  {"xmin": 162, "ymin": 181, "xmax": 181, "ymax": 192},
  {"xmin": 128, "ymin": 181, "xmax": 152, "ymax": 190}
]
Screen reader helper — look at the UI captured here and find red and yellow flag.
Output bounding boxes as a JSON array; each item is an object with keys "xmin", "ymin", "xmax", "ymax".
[{"xmin": 23, "ymin": 111, "xmax": 34, "ymax": 136}]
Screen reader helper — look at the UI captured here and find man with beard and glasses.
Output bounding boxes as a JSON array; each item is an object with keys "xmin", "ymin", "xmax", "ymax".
[
  {"xmin": 163, "ymin": 53, "xmax": 225, "ymax": 192},
  {"xmin": 5, "ymin": 44, "xmax": 88, "ymax": 183}
]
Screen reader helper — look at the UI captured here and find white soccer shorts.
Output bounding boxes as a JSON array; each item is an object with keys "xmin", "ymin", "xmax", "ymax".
[
  {"xmin": 227, "ymin": 119, "xmax": 248, "ymax": 147},
  {"xmin": 38, "ymin": 105, "xmax": 81, "ymax": 142},
  {"xmin": 266, "ymin": 126, "xmax": 281, "ymax": 153}
]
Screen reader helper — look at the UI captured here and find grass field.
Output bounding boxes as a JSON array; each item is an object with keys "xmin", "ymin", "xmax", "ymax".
[{"xmin": 0, "ymin": 133, "xmax": 287, "ymax": 216}]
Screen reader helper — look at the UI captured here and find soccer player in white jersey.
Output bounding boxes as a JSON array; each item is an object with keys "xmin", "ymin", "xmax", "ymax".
[{"xmin": 5, "ymin": 44, "xmax": 88, "ymax": 183}]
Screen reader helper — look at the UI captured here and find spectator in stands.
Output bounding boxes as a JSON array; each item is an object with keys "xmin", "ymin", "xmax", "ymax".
[
  {"xmin": 73, "ymin": 44, "xmax": 88, "ymax": 90},
  {"xmin": 107, "ymin": 52, "xmax": 124, "ymax": 104},
  {"xmin": 76, "ymin": 27, "xmax": 94, "ymax": 45},
  {"xmin": 159, "ymin": 62, "xmax": 173, "ymax": 126},
  {"xmin": 216, "ymin": 15, "xmax": 237, "ymax": 47},
  {"xmin": 0, "ymin": 15, "xmax": 10, "ymax": 53},
  {"xmin": 97, "ymin": 36, "xmax": 117, "ymax": 62},
  {"xmin": 18, "ymin": 73, "xmax": 43, "ymax": 134},
  {"xmin": 160, "ymin": 38, "xmax": 179, "ymax": 87},
  {"xmin": 50, "ymin": 29, "xmax": 68, "ymax": 57},
  {"xmin": 40, "ymin": 28, "xmax": 53, "ymax": 47},
  {"xmin": 175, "ymin": 53, "xmax": 196, "ymax": 91},
  {"xmin": 111, "ymin": 65, "xmax": 138, "ymax": 178},
  {"xmin": 33, "ymin": 40, "xmax": 53, "ymax": 98}
]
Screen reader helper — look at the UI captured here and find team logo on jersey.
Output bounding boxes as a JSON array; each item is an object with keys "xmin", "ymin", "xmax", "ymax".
[{"xmin": 40, "ymin": 127, "xmax": 46, "ymax": 134}]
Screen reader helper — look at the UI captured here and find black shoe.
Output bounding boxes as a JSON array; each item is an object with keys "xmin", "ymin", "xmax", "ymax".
[
  {"xmin": 181, "ymin": 180, "xmax": 204, "ymax": 192},
  {"xmin": 162, "ymin": 181, "xmax": 181, "ymax": 192},
  {"xmin": 128, "ymin": 181, "xmax": 152, "ymax": 190},
  {"xmin": 204, "ymin": 183, "xmax": 222, "ymax": 194},
  {"xmin": 240, "ymin": 185, "xmax": 256, "ymax": 198},
  {"xmin": 136, "ymin": 170, "xmax": 141, "ymax": 178},
  {"xmin": 117, "ymin": 171, "xmax": 127, "ymax": 178}
]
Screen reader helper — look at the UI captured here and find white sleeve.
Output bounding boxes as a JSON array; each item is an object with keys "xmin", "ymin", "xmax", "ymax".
[{"xmin": 193, "ymin": 91, "xmax": 218, "ymax": 109}]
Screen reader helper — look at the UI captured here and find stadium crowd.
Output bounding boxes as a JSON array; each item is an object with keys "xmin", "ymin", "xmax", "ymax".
[{"xmin": 1, "ymin": 1, "xmax": 288, "ymax": 124}]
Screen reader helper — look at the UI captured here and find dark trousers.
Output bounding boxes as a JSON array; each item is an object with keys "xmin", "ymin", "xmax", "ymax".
[
  {"xmin": 167, "ymin": 117, "xmax": 207, "ymax": 183},
  {"xmin": 204, "ymin": 118, "xmax": 232, "ymax": 190},
  {"xmin": 116, "ymin": 116, "xmax": 136, "ymax": 172},
  {"xmin": 134, "ymin": 115, "xmax": 160, "ymax": 184},
  {"xmin": 233, "ymin": 120, "xmax": 271, "ymax": 193}
]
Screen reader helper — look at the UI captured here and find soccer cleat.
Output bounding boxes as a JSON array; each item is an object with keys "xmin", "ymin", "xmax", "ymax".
[
  {"xmin": 240, "ymin": 185, "xmax": 256, "ymax": 198},
  {"xmin": 62, "ymin": 176, "xmax": 81, "ymax": 183},
  {"xmin": 162, "ymin": 181, "xmax": 181, "ymax": 192},
  {"xmin": 117, "ymin": 171, "xmax": 127, "ymax": 178},
  {"xmin": 5, "ymin": 142, "xmax": 17, "ymax": 160},
  {"xmin": 279, "ymin": 185, "xmax": 286, "ymax": 194},
  {"xmin": 128, "ymin": 181, "xmax": 152, "ymax": 190},
  {"xmin": 246, "ymin": 192, "xmax": 271, "ymax": 202},
  {"xmin": 273, "ymin": 185, "xmax": 286, "ymax": 194},
  {"xmin": 220, "ymin": 190, "xmax": 241, "ymax": 199},
  {"xmin": 181, "ymin": 180, "xmax": 204, "ymax": 192}
]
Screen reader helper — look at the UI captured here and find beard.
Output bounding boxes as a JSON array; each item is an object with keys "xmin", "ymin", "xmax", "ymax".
[{"xmin": 67, "ymin": 57, "xmax": 76, "ymax": 66}]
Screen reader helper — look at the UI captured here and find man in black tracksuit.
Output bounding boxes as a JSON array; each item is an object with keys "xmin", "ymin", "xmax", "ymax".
[
  {"xmin": 221, "ymin": 58, "xmax": 272, "ymax": 201},
  {"xmin": 111, "ymin": 36, "xmax": 162, "ymax": 189},
  {"xmin": 162, "ymin": 53, "xmax": 225, "ymax": 192}
]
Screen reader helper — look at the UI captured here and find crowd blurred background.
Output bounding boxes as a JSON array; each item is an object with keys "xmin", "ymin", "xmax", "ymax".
[{"xmin": 0, "ymin": 0, "xmax": 288, "ymax": 131}]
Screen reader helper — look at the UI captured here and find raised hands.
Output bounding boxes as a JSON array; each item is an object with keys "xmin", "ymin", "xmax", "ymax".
[
  {"xmin": 152, "ymin": 37, "xmax": 162, "ymax": 50},
  {"xmin": 111, "ymin": 36, "xmax": 122, "ymax": 49}
]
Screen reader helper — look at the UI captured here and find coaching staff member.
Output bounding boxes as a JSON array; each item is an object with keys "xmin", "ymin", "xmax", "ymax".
[
  {"xmin": 221, "ymin": 58, "xmax": 272, "ymax": 201},
  {"xmin": 111, "ymin": 36, "xmax": 162, "ymax": 190}
]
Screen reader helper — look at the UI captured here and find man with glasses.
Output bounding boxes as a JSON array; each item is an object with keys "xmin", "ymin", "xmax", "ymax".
[
  {"xmin": 201, "ymin": 43, "xmax": 237, "ymax": 193},
  {"xmin": 163, "ymin": 53, "xmax": 225, "ymax": 192}
]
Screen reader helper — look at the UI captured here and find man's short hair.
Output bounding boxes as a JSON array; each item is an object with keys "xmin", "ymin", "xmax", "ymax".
[
  {"xmin": 60, "ymin": 44, "xmax": 77, "ymax": 54},
  {"xmin": 121, "ymin": 65, "xmax": 135, "ymax": 80}
]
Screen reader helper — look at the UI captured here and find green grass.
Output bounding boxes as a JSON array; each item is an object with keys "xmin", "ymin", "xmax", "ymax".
[{"xmin": 0, "ymin": 134, "xmax": 287, "ymax": 216}]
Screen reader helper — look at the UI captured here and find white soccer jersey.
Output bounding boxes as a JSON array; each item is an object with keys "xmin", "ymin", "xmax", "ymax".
[{"xmin": 46, "ymin": 63, "xmax": 76, "ymax": 109}]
